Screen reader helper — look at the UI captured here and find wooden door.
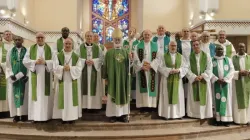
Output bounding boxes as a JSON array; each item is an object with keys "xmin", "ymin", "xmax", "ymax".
[{"xmin": 226, "ymin": 36, "xmax": 248, "ymax": 53}]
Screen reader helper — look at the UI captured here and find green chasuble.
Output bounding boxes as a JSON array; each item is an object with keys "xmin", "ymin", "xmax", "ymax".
[
  {"xmin": 79, "ymin": 43, "xmax": 99, "ymax": 96},
  {"xmin": 137, "ymin": 41, "xmax": 158, "ymax": 97},
  {"xmin": 104, "ymin": 48, "xmax": 129, "ymax": 105},
  {"xmin": 212, "ymin": 57, "xmax": 230, "ymax": 116},
  {"xmin": 57, "ymin": 37, "xmax": 64, "ymax": 53},
  {"xmin": 30, "ymin": 44, "xmax": 52, "ymax": 101},
  {"xmin": 11, "ymin": 47, "xmax": 27, "ymax": 108},
  {"xmin": 164, "ymin": 52, "xmax": 182, "ymax": 104},
  {"xmin": 123, "ymin": 39, "xmax": 140, "ymax": 51},
  {"xmin": 233, "ymin": 55, "xmax": 250, "ymax": 109},
  {"xmin": 57, "ymin": 51, "xmax": 79, "ymax": 109},
  {"xmin": 189, "ymin": 52, "xmax": 207, "ymax": 106},
  {"xmin": 0, "ymin": 44, "xmax": 8, "ymax": 100}
]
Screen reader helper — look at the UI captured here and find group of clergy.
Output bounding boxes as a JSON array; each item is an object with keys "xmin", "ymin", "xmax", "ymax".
[{"xmin": 0, "ymin": 25, "xmax": 249, "ymax": 127}]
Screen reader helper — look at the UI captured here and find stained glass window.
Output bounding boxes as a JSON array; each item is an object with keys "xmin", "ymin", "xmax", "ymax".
[{"xmin": 92, "ymin": 0, "xmax": 130, "ymax": 43}]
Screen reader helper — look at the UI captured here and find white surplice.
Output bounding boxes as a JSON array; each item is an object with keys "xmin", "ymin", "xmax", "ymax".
[
  {"xmin": 211, "ymin": 56, "xmax": 235, "ymax": 122},
  {"xmin": 23, "ymin": 44, "xmax": 54, "ymax": 121},
  {"xmin": 0, "ymin": 41, "xmax": 14, "ymax": 112},
  {"xmin": 186, "ymin": 52, "xmax": 213, "ymax": 119},
  {"xmin": 200, "ymin": 41, "xmax": 211, "ymax": 58},
  {"xmin": 75, "ymin": 44, "xmax": 103, "ymax": 109},
  {"xmin": 232, "ymin": 53, "xmax": 250, "ymax": 124},
  {"xmin": 6, "ymin": 47, "xmax": 28, "ymax": 117},
  {"xmin": 158, "ymin": 53, "xmax": 188, "ymax": 119},
  {"xmin": 133, "ymin": 41, "xmax": 161, "ymax": 108},
  {"xmin": 52, "ymin": 50, "xmax": 82, "ymax": 121}
]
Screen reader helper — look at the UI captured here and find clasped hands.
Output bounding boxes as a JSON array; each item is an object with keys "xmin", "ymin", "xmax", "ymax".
[
  {"xmin": 35, "ymin": 57, "xmax": 46, "ymax": 65},
  {"xmin": 239, "ymin": 70, "xmax": 250, "ymax": 77},
  {"xmin": 194, "ymin": 75, "xmax": 206, "ymax": 83},
  {"xmin": 169, "ymin": 69, "xmax": 180, "ymax": 75},
  {"xmin": 142, "ymin": 61, "xmax": 151, "ymax": 71},
  {"xmin": 63, "ymin": 65, "xmax": 70, "ymax": 71},
  {"xmin": 86, "ymin": 59, "xmax": 94, "ymax": 66}
]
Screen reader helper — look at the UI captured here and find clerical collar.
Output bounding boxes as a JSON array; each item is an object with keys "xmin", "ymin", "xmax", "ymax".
[
  {"xmin": 214, "ymin": 55, "xmax": 225, "ymax": 60},
  {"xmin": 237, "ymin": 53, "xmax": 246, "ymax": 57},
  {"xmin": 63, "ymin": 49, "xmax": 73, "ymax": 55},
  {"xmin": 200, "ymin": 40, "xmax": 210, "ymax": 45},
  {"xmin": 85, "ymin": 43, "xmax": 93, "ymax": 46},
  {"xmin": 3, "ymin": 39, "xmax": 13, "ymax": 44},
  {"xmin": 37, "ymin": 44, "xmax": 45, "ymax": 48},
  {"xmin": 157, "ymin": 35, "xmax": 165, "ymax": 39},
  {"xmin": 144, "ymin": 41, "xmax": 150, "ymax": 45},
  {"xmin": 170, "ymin": 52, "xmax": 176, "ymax": 55},
  {"xmin": 180, "ymin": 38, "xmax": 191, "ymax": 42}
]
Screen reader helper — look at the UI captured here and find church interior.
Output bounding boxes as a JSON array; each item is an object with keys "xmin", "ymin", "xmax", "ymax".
[{"xmin": 0, "ymin": 0, "xmax": 250, "ymax": 139}]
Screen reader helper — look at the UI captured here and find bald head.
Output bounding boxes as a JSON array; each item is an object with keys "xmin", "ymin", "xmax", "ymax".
[
  {"xmin": 61, "ymin": 27, "xmax": 70, "ymax": 39},
  {"xmin": 169, "ymin": 41, "xmax": 177, "ymax": 53},
  {"xmin": 85, "ymin": 31, "xmax": 93, "ymax": 44},
  {"xmin": 143, "ymin": 30, "xmax": 152, "ymax": 43},
  {"xmin": 182, "ymin": 28, "xmax": 190, "ymax": 39},
  {"xmin": 36, "ymin": 32, "xmax": 45, "ymax": 46},
  {"xmin": 64, "ymin": 37, "xmax": 73, "ymax": 52},
  {"xmin": 191, "ymin": 32, "xmax": 198, "ymax": 41},
  {"xmin": 157, "ymin": 25, "xmax": 165, "ymax": 36}
]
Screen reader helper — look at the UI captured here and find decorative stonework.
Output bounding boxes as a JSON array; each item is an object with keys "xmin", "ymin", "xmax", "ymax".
[{"xmin": 0, "ymin": 18, "xmax": 84, "ymax": 45}]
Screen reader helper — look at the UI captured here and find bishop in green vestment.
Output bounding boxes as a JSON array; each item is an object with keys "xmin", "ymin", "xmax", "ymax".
[
  {"xmin": 211, "ymin": 45, "xmax": 235, "ymax": 127},
  {"xmin": 53, "ymin": 38, "xmax": 82, "ymax": 123},
  {"xmin": 158, "ymin": 41, "xmax": 188, "ymax": 119},
  {"xmin": 104, "ymin": 28, "xmax": 130, "ymax": 123},
  {"xmin": 6, "ymin": 36, "xmax": 28, "ymax": 122},
  {"xmin": 186, "ymin": 40, "xmax": 213, "ymax": 119},
  {"xmin": 232, "ymin": 43, "xmax": 250, "ymax": 125}
]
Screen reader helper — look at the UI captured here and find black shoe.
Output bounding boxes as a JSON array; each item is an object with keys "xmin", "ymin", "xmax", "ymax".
[
  {"xmin": 120, "ymin": 115, "xmax": 129, "ymax": 123},
  {"xmin": 109, "ymin": 117, "xmax": 117, "ymax": 123},
  {"xmin": 13, "ymin": 116, "xmax": 20, "ymax": 123},
  {"xmin": 214, "ymin": 121, "xmax": 222, "ymax": 126},
  {"xmin": 68, "ymin": 121, "xmax": 75, "ymax": 124},
  {"xmin": 247, "ymin": 122, "xmax": 250, "ymax": 126},
  {"xmin": 223, "ymin": 122, "xmax": 230, "ymax": 127},
  {"xmin": 21, "ymin": 115, "xmax": 28, "ymax": 122}
]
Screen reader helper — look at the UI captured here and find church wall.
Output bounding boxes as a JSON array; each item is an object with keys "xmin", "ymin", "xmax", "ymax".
[{"xmin": 33, "ymin": 0, "xmax": 78, "ymax": 31}]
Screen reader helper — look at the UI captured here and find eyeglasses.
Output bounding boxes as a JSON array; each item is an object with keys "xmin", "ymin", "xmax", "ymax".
[{"xmin": 36, "ymin": 37, "xmax": 44, "ymax": 39}]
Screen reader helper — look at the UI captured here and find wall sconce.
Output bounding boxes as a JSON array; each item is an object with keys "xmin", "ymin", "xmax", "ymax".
[
  {"xmin": 24, "ymin": 18, "xmax": 29, "ymax": 26},
  {"xmin": 0, "ymin": 9, "xmax": 6, "ymax": 15}
]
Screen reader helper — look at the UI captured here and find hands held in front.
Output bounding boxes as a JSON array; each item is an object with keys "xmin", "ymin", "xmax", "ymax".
[
  {"xmin": 194, "ymin": 75, "xmax": 206, "ymax": 83},
  {"xmin": 64, "ymin": 65, "xmax": 70, "ymax": 71},
  {"xmin": 217, "ymin": 78, "xmax": 226, "ymax": 85},
  {"xmin": 10, "ymin": 75, "xmax": 16, "ymax": 81},
  {"xmin": 142, "ymin": 61, "xmax": 151, "ymax": 71},
  {"xmin": 239, "ymin": 70, "xmax": 250, "ymax": 77},
  {"xmin": 86, "ymin": 59, "xmax": 94, "ymax": 66},
  {"xmin": 36, "ymin": 57, "xmax": 46, "ymax": 65},
  {"xmin": 170, "ymin": 69, "xmax": 180, "ymax": 74}
]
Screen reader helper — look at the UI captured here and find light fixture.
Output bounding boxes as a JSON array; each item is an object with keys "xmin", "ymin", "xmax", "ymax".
[
  {"xmin": 24, "ymin": 18, "xmax": 29, "ymax": 26},
  {"xmin": 0, "ymin": 10, "xmax": 6, "ymax": 15},
  {"xmin": 210, "ymin": 12, "xmax": 215, "ymax": 17}
]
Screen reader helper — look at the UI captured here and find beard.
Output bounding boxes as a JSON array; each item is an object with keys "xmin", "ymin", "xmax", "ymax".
[{"xmin": 114, "ymin": 42, "xmax": 123, "ymax": 48}]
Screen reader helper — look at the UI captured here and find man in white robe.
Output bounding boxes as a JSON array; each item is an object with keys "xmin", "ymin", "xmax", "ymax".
[
  {"xmin": 133, "ymin": 30, "xmax": 161, "ymax": 112},
  {"xmin": 75, "ymin": 31, "xmax": 103, "ymax": 112},
  {"xmin": 158, "ymin": 41, "xmax": 188, "ymax": 119},
  {"xmin": 211, "ymin": 45, "xmax": 235, "ymax": 127},
  {"xmin": 53, "ymin": 38, "xmax": 82, "ymax": 124},
  {"xmin": 23, "ymin": 32, "xmax": 54, "ymax": 122},
  {"xmin": 0, "ymin": 30, "xmax": 14, "ymax": 118},
  {"xmin": 6, "ymin": 36, "xmax": 28, "ymax": 122},
  {"xmin": 104, "ymin": 28, "xmax": 130, "ymax": 123},
  {"xmin": 232, "ymin": 43, "xmax": 250, "ymax": 125},
  {"xmin": 186, "ymin": 40, "xmax": 213, "ymax": 119},
  {"xmin": 152, "ymin": 25, "xmax": 170, "ymax": 54},
  {"xmin": 200, "ymin": 31, "xmax": 216, "ymax": 58},
  {"xmin": 191, "ymin": 32, "xmax": 198, "ymax": 42},
  {"xmin": 214, "ymin": 30, "xmax": 236, "ymax": 58}
]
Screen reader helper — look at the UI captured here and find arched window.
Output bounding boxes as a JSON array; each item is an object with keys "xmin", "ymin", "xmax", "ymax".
[{"xmin": 92, "ymin": 0, "xmax": 130, "ymax": 43}]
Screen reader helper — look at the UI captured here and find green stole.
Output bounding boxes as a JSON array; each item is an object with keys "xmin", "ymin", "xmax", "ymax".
[
  {"xmin": 11, "ymin": 47, "xmax": 27, "ymax": 108},
  {"xmin": 137, "ymin": 41, "xmax": 158, "ymax": 97},
  {"xmin": 164, "ymin": 52, "xmax": 182, "ymax": 104},
  {"xmin": 30, "ymin": 44, "xmax": 52, "ymax": 101},
  {"xmin": 123, "ymin": 39, "xmax": 140, "ymax": 51},
  {"xmin": 57, "ymin": 51, "xmax": 79, "ymax": 109},
  {"xmin": 152, "ymin": 36, "xmax": 170, "ymax": 53},
  {"xmin": 79, "ymin": 43, "xmax": 99, "ymax": 96},
  {"xmin": 104, "ymin": 48, "xmax": 128, "ymax": 105},
  {"xmin": 232, "ymin": 55, "xmax": 250, "ymax": 109},
  {"xmin": 213, "ymin": 57, "xmax": 230, "ymax": 116},
  {"xmin": 189, "ymin": 52, "xmax": 207, "ymax": 106},
  {"xmin": 57, "ymin": 38, "xmax": 63, "ymax": 53},
  {"xmin": 0, "ymin": 44, "xmax": 7, "ymax": 100}
]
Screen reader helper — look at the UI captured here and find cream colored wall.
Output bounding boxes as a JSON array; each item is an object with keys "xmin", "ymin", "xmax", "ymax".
[
  {"xmin": 82, "ymin": 0, "xmax": 91, "ymax": 35},
  {"xmin": 13, "ymin": 0, "xmax": 35, "ymax": 29},
  {"xmin": 214, "ymin": 0, "xmax": 250, "ymax": 19},
  {"xmin": 142, "ymin": 0, "xmax": 184, "ymax": 32},
  {"xmin": 33, "ymin": 0, "xmax": 78, "ymax": 31}
]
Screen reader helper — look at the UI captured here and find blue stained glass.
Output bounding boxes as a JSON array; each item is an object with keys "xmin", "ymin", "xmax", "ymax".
[
  {"xmin": 92, "ymin": 18, "xmax": 104, "ymax": 43},
  {"xmin": 105, "ymin": 26, "xmax": 114, "ymax": 42},
  {"xmin": 118, "ymin": 18, "xmax": 129, "ymax": 38}
]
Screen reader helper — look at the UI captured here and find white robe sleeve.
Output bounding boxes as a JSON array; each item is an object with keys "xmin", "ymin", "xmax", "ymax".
[
  {"xmin": 201, "ymin": 56, "xmax": 213, "ymax": 82},
  {"xmin": 45, "ymin": 59, "xmax": 53, "ymax": 72},
  {"xmin": 53, "ymin": 54, "xmax": 64, "ymax": 80},
  {"xmin": 92, "ymin": 47, "xmax": 103, "ymax": 72},
  {"xmin": 23, "ymin": 48, "xmax": 36, "ymax": 72},
  {"xmin": 5, "ymin": 50, "xmax": 13, "ymax": 79},
  {"xmin": 178, "ymin": 56, "xmax": 188, "ymax": 79},
  {"xmin": 233, "ymin": 71, "xmax": 240, "ymax": 80},
  {"xmin": 158, "ymin": 55, "xmax": 172, "ymax": 78},
  {"xmin": 75, "ymin": 46, "xmax": 85, "ymax": 69},
  {"xmin": 231, "ymin": 44, "xmax": 236, "ymax": 56},
  {"xmin": 224, "ymin": 59, "xmax": 235, "ymax": 83},
  {"xmin": 70, "ymin": 59, "xmax": 83, "ymax": 80}
]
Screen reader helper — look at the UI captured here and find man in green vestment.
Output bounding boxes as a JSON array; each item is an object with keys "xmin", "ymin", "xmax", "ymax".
[
  {"xmin": 214, "ymin": 30, "xmax": 236, "ymax": 58},
  {"xmin": 54, "ymin": 27, "xmax": 70, "ymax": 53},
  {"xmin": 6, "ymin": 36, "xmax": 28, "ymax": 122},
  {"xmin": 232, "ymin": 43, "xmax": 250, "ymax": 125},
  {"xmin": 104, "ymin": 28, "xmax": 131, "ymax": 123},
  {"xmin": 211, "ymin": 45, "xmax": 234, "ymax": 127},
  {"xmin": 152, "ymin": 25, "xmax": 170, "ymax": 54}
]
